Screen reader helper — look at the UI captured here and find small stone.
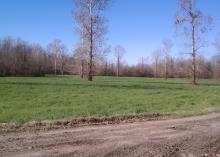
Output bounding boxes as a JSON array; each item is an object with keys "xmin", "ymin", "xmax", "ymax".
[
  {"xmin": 180, "ymin": 153, "xmax": 186, "ymax": 157},
  {"xmin": 28, "ymin": 146, "xmax": 32, "ymax": 150}
]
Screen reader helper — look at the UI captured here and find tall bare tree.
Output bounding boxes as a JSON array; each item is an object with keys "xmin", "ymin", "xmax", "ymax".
[
  {"xmin": 213, "ymin": 34, "xmax": 220, "ymax": 79},
  {"xmin": 73, "ymin": 0, "xmax": 110, "ymax": 81},
  {"xmin": 73, "ymin": 21, "xmax": 88, "ymax": 79},
  {"xmin": 175, "ymin": 0, "xmax": 212, "ymax": 85},
  {"xmin": 162, "ymin": 40, "xmax": 173, "ymax": 80},
  {"xmin": 114, "ymin": 45, "xmax": 125, "ymax": 77}
]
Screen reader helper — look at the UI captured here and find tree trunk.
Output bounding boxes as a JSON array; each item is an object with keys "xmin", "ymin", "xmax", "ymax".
[
  {"xmin": 117, "ymin": 56, "xmax": 120, "ymax": 77},
  {"xmin": 104, "ymin": 62, "xmax": 108, "ymax": 76},
  {"xmin": 54, "ymin": 58, "xmax": 57, "ymax": 75},
  {"xmin": 88, "ymin": 0, "xmax": 93, "ymax": 81},
  {"xmin": 80, "ymin": 60, "xmax": 84, "ymax": 79},
  {"xmin": 192, "ymin": 21, "xmax": 197, "ymax": 85},
  {"xmin": 165, "ymin": 57, "xmax": 168, "ymax": 80},
  {"xmin": 61, "ymin": 64, "xmax": 64, "ymax": 76}
]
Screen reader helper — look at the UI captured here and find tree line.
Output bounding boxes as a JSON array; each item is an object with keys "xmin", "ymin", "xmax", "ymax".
[
  {"xmin": 1, "ymin": 35, "xmax": 220, "ymax": 79},
  {"xmin": 1, "ymin": 0, "xmax": 220, "ymax": 84},
  {"xmin": 0, "ymin": 38, "xmax": 72, "ymax": 76}
]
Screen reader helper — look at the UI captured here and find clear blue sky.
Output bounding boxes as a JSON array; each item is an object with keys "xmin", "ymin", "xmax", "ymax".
[{"xmin": 0, "ymin": 0, "xmax": 220, "ymax": 65}]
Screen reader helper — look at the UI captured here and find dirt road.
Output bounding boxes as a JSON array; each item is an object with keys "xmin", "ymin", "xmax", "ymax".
[{"xmin": 0, "ymin": 113, "xmax": 220, "ymax": 157}]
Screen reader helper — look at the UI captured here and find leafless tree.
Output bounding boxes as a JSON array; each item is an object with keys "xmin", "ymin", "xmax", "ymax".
[
  {"xmin": 114, "ymin": 45, "xmax": 125, "ymax": 77},
  {"xmin": 73, "ymin": 0, "xmax": 110, "ymax": 81},
  {"xmin": 73, "ymin": 21, "xmax": 88, "ymax": 79},
  {"xmin": 153, "ymin": 49, "xmax": 162, "ymax": 78},
  {"xmin": 0, "ymin": 37, "xmax": 55, "ymax": 76},
  {"xmin": 136, "ymin": 57, "xmax": 149, "ymax": 77},
  {"xmin": 74, "ymin": 46, "xmax": 87, "ymax": 78},
  {"xmin": 162, "ymin": 40, "xmax": 173, "ymax": 79},
  {"xmin": 196, "ymin": 55, "xmax": 212, "ymax": 79},
  {"xmin": 32, "ymin": 45, "xmax": 48, "ymax": 75},
  {"xmin": 1, "ymin": 37, "xmax": 219, "ymax": 79},
  {"xmin": 47, "ymin": 39, "xmax": 68, "ymax": 76},
  {"xmin": 211, "ymin": 55, "xmax": 220, "ymax": 79},
  {"xmin": 59, "ymin": 46, "xmax": 68, "ymax": 76},
  {"xmin": 212, "ymin": 34, "xmax": 220, "ymax": 79},
  {"xmin": 175, "ymin": 0, "xmax": 212, "ymax": 85},
  {"xmin": 47, "ymin": 40, "xmax": 59, "ymax": 75}
]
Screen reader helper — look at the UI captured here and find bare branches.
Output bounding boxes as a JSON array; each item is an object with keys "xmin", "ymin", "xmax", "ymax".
[
  {"xmin": 175, "ymin": 0, "xmax": 212, "ymax": 37},
  {"xmin": 47, "ymin": 39, "xmax": 68, "ymax": 76},
  {"xmin": 175, "ymin": 0, "xmax": 212, "ymax": 85},
  {"xmin": 73, "ymin": 0, "xmax": 110, "ymax": 81},
  {"xmin": 163, "ymin": 40, "xmax": 173, "ymax": 55},
  {"xmin": 214, "ymin": 34, "xmax": 220, "ymax": 52}
]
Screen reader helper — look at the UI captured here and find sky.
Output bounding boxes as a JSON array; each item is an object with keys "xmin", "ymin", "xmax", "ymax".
[{"xmin": 0, "ymin": 0, "xmax": 220, "ymax": 65}]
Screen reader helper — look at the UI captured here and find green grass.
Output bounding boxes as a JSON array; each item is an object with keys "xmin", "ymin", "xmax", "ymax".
[{"xmin": 0, "ymin": 76, "xmax": 220, "ymax": 123}]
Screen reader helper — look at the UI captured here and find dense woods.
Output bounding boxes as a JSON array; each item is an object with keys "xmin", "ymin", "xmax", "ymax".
[
  {"xmin": 0, "ymin": 37, "xmax": 73, "ymax": 76},
  {"xmin": 0, "ymin": 36, "xmax": 220, "ymax": 79}
]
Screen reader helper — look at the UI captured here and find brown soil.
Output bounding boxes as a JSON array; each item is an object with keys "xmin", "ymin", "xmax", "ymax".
[
  {"xmin": 0, "ymin": 113, "xmax": 166, "ymax": 133},
  {"xmin": 0, "ymin": 113, "xmax": 220, "ymax": 157}
]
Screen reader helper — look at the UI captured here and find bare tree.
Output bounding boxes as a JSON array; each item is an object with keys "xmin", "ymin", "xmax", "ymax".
[
  {"xmin": 32, "ymin": 45, "xmax": 48, "ymax": 75},
  {"xmin": 162, "ymin": 40, "xmax": 173, "ymax": 79},
  {"xmin": 73, "ymin": 0, "xmax": 110, "ymax": 81},
  {"xmin": 47, "ymin": 39, "xmax": 67, "ymax": 76},
  {"xmin": 153, "ymin": 49, "xmax": 162, "ymax": 78},
  {"xmin": 114, "ymin": 45, "xmax": 125, "ymax": 77},
  {"xmin": 73, "ymin": 20, "xmax": 88, "ymax": 79},
  {"xmin": 47, "ymin": 40, "xmax": 59, "ymax": 75},
  {"xmin": 138, "ymin": 57, "xmax": 148, "ymax": 76},
  {"xmin": 212, "ymin": 34, "xmax": 220, "ymax": 79},
  {"xmin": 74, "ymin": 44, "xmax": 87, "ymax": 79},
  {"xmin": 59, "ymin": 46, "xmax": 68, "ymax": 76},
  {"xmin": 175, "ymin": 0, "xmax": 212, "ymax": 85},
  {"xmin": 0, "ymin": 37, "xmax": 55, "ymax": 76},
  {"xmin": 211, "ymin": 55, "xmax": 220, "ymax": 79}
]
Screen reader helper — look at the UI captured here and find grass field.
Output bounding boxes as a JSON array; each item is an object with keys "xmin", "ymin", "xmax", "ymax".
[{"xmin": 0, "ymin": 76, "xmax": 220, "ymax": 124}]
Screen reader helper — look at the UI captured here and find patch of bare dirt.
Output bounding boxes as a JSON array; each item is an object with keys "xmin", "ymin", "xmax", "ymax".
[{"xmin": 0, "ymin": 113, "xmax": 220, "ymax": 157}]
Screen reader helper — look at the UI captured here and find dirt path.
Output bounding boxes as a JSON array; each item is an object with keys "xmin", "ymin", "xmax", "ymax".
[{"xmin": 0, "ymin": 113, "xmax": 220, "ymax": 157}]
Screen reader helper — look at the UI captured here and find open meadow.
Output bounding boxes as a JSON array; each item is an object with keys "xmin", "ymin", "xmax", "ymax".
[{"xmin": 0, "ymin": 76, "xmax": 220, "ymax": 124}]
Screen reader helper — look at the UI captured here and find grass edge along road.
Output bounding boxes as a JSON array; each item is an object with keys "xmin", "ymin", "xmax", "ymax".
[{"xmin": 0, "ymin": 76, "xmax": 220, "ymax": 124}]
